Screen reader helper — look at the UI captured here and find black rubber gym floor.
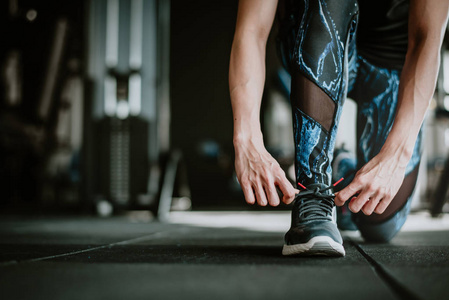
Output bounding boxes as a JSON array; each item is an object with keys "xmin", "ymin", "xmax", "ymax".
[{"xmin": 0, "ymin": 212, "xmax": 448, "ymax": 300}]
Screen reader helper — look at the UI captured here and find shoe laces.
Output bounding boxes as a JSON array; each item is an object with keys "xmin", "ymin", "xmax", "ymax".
[{"xmin": 296, "ymin": 178, "xmax": 343, "ymax": 222}]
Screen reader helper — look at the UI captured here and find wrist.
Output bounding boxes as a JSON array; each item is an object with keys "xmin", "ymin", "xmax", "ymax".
[
  {"xmin": 233, "ymin": 131, "xmax": 263, "ymax": 148},
  {"xmin": 379, "ymin": 140, "xmax": 413, "ymax": 166},
  {"xmin": 233, "ymin": 124, "xmax": 263, "ymax": 146}
]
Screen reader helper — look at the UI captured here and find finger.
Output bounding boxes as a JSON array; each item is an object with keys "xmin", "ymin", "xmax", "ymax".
[
  {"xmin": 361, "ymin": 194, "xmax": 381, "ymax": 215},
  {"xmin": 374, "ymin": 196, "xmax": 393, "ymax": 214},
  {"xmin": 348, "ymin": 197, "xmax": 357, "ymax": 211},
  {"xmin": 265, "ymin": 184, "xmax": 280, "ymax": 207},
  {"xmin": 349, "ymin": 189, "xmax": 372, "ymax": 213},
  {"xmin": 241, "ymin": 183, "xmax": 255, "ymax": 205},
  {"xmin": 335, "ymin": 181, "xmax": 361, "ymax": 206},
  {"xmin": 276, "ymin": 178, "xmax": 297, "ymax": 205},
  {"xmin": 282, "ymin": 189, "xmax": 297, "ymax": 205},
  {"xmin": 373, "ymin": 198, "xmax": 384, "ymax": 214},
  {"xmin": 254, "ymin": 184, "xmax": 268, "ymax": 206},
  {"xmin": 333, "ymin": 192, "xmax": 344, "ymax": 207}
]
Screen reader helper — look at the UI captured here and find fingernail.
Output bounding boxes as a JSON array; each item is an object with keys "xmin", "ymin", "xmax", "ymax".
[{"xmin": 349, "ymin": 205, "xmax": 358, "ymax": 213}]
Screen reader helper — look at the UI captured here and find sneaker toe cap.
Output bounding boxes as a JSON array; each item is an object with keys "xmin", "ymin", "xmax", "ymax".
[{"xmin": 285, "ymin": 221, "xmax": 343, "ymax": 245}]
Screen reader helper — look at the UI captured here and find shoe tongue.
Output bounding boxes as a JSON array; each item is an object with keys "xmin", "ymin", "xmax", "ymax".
[
  {"xmin": 298, "ymin": 183, "xmax": 334, "ymax": 221},
  {"xmin": 306, "ymin": 183, "xmax": 328, "ymax": 191}
]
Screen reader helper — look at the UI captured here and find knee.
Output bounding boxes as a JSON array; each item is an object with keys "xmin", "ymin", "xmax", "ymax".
[
  {"xmin": 356, "ymin": 222, "xmax": 398, "ymax": 243},
  {"xmin": 354, "ymin": 214, "xmax": 400, "ymax": 243},
  {"xmin": 353, "ymin": 198, "xmax": 412, "ymax": 243}
]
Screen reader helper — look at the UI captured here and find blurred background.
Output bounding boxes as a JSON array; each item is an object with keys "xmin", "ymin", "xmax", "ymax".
[{"xmin": 1, "ymin": 0, "xmax": 448, "ymax": 219}]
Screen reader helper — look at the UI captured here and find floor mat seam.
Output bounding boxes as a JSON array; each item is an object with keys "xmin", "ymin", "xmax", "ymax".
[{"xmin": 350, "ymin": 240, "xmax": 422, "ymax": 300}]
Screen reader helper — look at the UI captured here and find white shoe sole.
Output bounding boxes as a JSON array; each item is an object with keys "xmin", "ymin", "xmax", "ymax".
[{"xmin": 282, "ymin": 236, "xmax": 345, "ymax": 257}]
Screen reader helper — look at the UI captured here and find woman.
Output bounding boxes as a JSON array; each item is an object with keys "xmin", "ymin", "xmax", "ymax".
[{"xmin": 229, "ymin": 0, "xmax": 449, "ymax": 256}]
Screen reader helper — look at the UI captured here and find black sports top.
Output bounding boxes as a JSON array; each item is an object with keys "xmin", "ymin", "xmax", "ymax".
[{"xmin": 356, "ymin": 0, "xmax": 410, "ymax": 70}]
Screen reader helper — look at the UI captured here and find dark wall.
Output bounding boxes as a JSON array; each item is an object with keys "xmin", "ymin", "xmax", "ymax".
[
  {"xmin": 170, "ymin": 0, "xmax": 237, "ymax": 152},
  {"xmin": 170, "ymin": 0, "xmax": 240, "ymax": 208}
]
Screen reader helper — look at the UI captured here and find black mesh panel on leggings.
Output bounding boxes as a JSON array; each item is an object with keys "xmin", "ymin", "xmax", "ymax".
[{"xmin": 290, "ymin": 70, "xmax": 336, "ymax": 132}]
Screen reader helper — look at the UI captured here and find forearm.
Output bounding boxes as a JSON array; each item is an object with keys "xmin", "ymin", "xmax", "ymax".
[
  {"xmin": 229, "ymin": 34, "xmax": 267, "ymax": 145},
  {"xmin": 381, "ymin": 38, "xmax": 441, "ymax": 164},
  {"xmin": 229, "ymin": 0, "xmax": 278, "ymax": 146},
  {"xmin": 380, "ymin": 0, "xmax": 449, "ymax": 164}
]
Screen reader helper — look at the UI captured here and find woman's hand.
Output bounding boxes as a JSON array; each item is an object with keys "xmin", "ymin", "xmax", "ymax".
[
  {"xmin": 334, "ymin": 150, "xmax": 407, "ymax": 215},
  {"xmin": 234, "ymin": 136, "xmax": 298, "ymax": 206}
]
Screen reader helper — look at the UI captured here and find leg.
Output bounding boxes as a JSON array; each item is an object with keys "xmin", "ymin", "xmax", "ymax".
[
  {"xmin": 289, "ymin": 0, "xmax": 359, "ymax": 187},
  {"xmin": 349, "ymin": 57, "xmax": 423, "ymax": 242}
]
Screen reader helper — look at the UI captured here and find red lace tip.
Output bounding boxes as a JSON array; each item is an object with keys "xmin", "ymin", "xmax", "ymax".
[
  {"xmin": 333, "ymin": 177, "xmax": 344, "ymax": 186},
  {"xmin": 298, "ymin": 182, "xmax": 307, "ymax": 190}
]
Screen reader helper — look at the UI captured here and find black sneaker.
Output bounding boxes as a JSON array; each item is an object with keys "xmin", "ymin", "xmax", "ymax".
[{"xmin": 282, "ymin": 183, "xmax": 345, "ymax": 257}]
